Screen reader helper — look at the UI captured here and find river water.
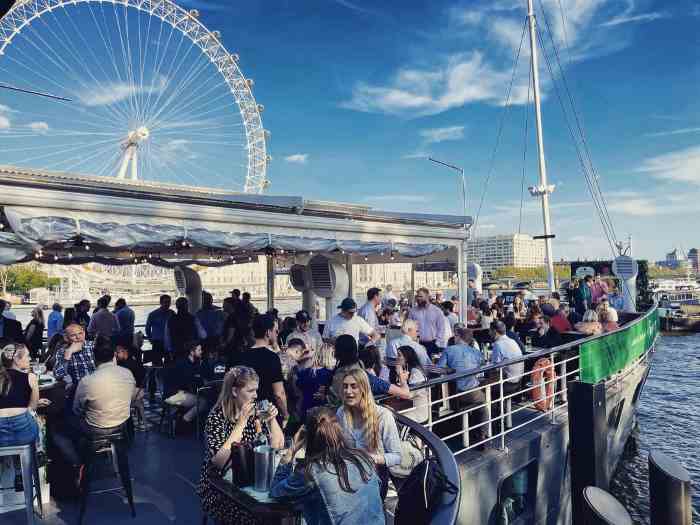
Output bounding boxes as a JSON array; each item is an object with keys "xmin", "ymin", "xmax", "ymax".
[
  {"xmin": 610, "ymin": 333, "xmax": 700, "ymax": 523},
  {"xmin": 10, "ymin": 305, "xmax": 699, "ymax": 522}
]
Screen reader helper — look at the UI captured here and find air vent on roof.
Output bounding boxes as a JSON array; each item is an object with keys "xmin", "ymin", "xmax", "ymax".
[
  {"xmin": 309, "ymin": 255, "xmax": 335, "ymax": 298},
  {"xmin": 290, "ymin": 264, "xmax": 308, "ymax": 292}
]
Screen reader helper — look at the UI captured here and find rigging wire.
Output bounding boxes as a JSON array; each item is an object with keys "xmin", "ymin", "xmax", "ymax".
[
  {"xmin": 518, "ymin": 54, "xmax": 533, "ymax": 235},
  {"xmin": 555, "ymin": 0, "xmax": 572, "ymax": 65},
  {"xmin": 472, "ymin": 18, "xmax": 528, "ymax": 235},
  {"xmin": 536, "ymin": 0, "xmax": 619, "ymax": 247},
  {"xmin": 534, "ymin": 25, "xmax": 618, "ymax": 255}
]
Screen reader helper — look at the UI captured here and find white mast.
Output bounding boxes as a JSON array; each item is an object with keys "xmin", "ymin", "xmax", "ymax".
[{"xmin": 526, "ymin": 0, "xmax": 556, "ymax": 292}]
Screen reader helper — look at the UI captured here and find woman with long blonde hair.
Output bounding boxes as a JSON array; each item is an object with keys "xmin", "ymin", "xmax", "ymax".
[
  {"xmin": 197, "ymin": 366, "xmax": 284, "ymax": 525},
  {"xmin": 336, "ymin": 366, "xmax": 401, "ymax": 499}
]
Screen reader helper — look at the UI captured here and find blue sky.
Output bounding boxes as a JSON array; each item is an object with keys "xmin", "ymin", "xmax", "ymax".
[{"xmin": 1, "ymin": 0, "xmax": 699, "ymax": 261}]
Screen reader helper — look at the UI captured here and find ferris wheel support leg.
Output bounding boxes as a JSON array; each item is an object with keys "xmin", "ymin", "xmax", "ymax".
[{"xmin": 131, "ymin": 149, "xmax": 138, "ymax": 181}]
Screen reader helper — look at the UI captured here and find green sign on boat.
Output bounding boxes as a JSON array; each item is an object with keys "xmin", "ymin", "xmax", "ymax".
[{"xmin": 579, "ymin": 308, "xmax": 659, "ymax": 384}]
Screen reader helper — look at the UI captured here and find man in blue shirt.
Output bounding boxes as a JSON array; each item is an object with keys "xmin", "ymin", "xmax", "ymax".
[
  {"xmin": 437, "ymin": 324, "xmax": 487, "ymax": 443},
  {"xmin": 145, "ymin": 294, "xmax": 173, "ymax": 401},
  {"xmin": 114, "ymin": 298, "xmax": 135, "ymax": 341},
  {"xmin": 196, "ymin": 291, "xmax": 224, "ymax": 354},
  {"xmin": 47, "ymin": 302, "xmax": 64, "ymax": 339}
]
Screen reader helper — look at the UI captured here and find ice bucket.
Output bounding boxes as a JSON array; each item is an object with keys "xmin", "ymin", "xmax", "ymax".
[{"xmin": 253, "ymin": 445, "xmax": 280, "ymax": 492}]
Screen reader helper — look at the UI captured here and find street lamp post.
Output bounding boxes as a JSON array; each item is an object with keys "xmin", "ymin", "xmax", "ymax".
[{"xmin": 428, "ymin": 157, "xmax": 470, "ymax": 323}]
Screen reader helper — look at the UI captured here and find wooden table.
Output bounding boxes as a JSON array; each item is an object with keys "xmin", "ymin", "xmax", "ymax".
[{"xmin": 208, "ymin": 477, "xmax": 302, "ymax": 525}]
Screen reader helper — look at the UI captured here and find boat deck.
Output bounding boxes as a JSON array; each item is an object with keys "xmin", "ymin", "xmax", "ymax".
[{"xmin": 3, "ymin": 401, "xmax": 205, "ymax": 525}]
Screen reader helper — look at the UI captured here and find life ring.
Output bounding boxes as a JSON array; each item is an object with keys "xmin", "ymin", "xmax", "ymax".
[{"xmin": 531, "ymin": 357, "xmax": 557, "ymax": 412}]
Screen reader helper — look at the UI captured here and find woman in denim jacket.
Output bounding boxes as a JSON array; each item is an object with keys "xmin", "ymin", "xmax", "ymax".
[{"xmin": 270, "ymin": 407, "xmax": 384, "ymax": 525}]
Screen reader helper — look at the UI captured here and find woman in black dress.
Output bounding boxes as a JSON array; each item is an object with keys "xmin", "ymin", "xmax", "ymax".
[
  {"xmin": 24, "ymin": 306, "xmax": 45, "ymax": 359},
  {"xmin": 197, "ymin": 366, "xmax": 284, "ymax": 525}
]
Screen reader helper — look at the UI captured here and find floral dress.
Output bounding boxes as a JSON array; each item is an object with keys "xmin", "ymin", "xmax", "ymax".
[{"xmin": 197, "ymin": 405, "xmax": 267, "ymax": 525}]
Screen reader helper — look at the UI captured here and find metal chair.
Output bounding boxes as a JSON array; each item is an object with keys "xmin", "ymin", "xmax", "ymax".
[
  {"xmin": 0, "ymin": 443, "xmax": 44, "ymax": 524},
  {"xmin": 195, "ymin": 380, "xmax": 224, "ymax": 440},
  {"xmin": 78, "ymin": 426, "xmax": 135, "ymax": 524}
]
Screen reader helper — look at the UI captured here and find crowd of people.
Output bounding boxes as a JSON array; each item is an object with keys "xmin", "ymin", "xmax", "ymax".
[{"xmin": 0, "ymin": 273, "xmax": 624, "ymax": 524}]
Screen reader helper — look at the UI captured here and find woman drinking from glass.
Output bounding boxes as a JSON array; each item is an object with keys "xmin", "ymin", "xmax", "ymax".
[
  {"xmin": 198, "ymin": 366, "xmax": 284, "ymax": 525},
  {"xmin": 336, "ymin": 367, "xmax": 401, "ymax": 500},
  {"xmin": 271, "ymin": 407, "xmax": 384, "ymax": 524}
]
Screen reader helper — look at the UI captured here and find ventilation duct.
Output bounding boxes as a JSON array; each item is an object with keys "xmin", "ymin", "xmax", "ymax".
[
  {"xmin": 174, "ymin": 265, "xmax": 202, "ymax": 313},
  {"xmin": 613, "ymin": 256, "xmax": 638, "ymax": 313}
]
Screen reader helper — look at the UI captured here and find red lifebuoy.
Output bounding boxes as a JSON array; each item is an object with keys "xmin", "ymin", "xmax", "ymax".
[{"xmin": 531, "ymin": 357, "xmax": 557, "ymax": 412}]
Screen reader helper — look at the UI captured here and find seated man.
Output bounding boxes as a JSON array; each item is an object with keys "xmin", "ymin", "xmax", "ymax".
[
  {"xmin": 550, "ymin": 304, "xmax": 573, "ymax": 333},
  {"xmin": 384, "ymin": 319, "xmax": 430, "ymax": 366},
  {"xmin": 163, "ymin": 341, "xmax": 207, "ymax": 429},
  {"xmin": 73, "ymin": 337, "xmax": 135, "ymax": 440},
  {"xmin": 115, "ymin": 338, "xmax": 146, "ymax": 427},
  {"xmin": 437, "ymin": 324, "xmax": 487, "ymax": 442},
  {"xmin": 490, "ymin": 320, "xmax": 524, "ymax": 396},
  {"xmin": 54, "ymin": 323, "xmax": 97, "ymax": 394},
  {"xmin": 201, "ymin": 346, "xmax": 227, "ymax": 383},
  {"xmin": 532, "ymin": 316, "xmax": 563, "ymax": 349}
]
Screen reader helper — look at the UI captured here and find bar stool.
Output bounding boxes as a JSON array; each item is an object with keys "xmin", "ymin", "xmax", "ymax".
[
  {"xmin": 78, "ymin": 427, "xmax": 135, "ymax": 524},
  {"xmin": 0, "ymin": 443, "xmax": 43, "ymax": 524}
]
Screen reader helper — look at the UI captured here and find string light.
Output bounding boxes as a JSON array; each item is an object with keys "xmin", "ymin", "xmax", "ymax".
[
  {"xmin": 68, "ymin": 252, "xmax": 73, "ymax": 259},
  {"xmin": 84, "ymin": 244, "xmax": 90, "ymax": 251},
  {"xmin": 53, "ymin": 254, "xmax": 58, "ymax": 261}
]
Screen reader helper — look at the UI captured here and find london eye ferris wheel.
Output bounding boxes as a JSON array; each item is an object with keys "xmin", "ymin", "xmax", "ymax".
[{"xmin": 0, "ymin": 0, "xmax": 270, "ymax": 193}]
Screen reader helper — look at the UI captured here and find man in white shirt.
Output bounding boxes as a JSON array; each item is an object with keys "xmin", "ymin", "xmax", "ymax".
[
  {"xmin": 408, "ymin": 287, "xmax": 444, "ymax": 356},
  {"xmin": 358, "ymin": 287, "xmax": 381, "ymax": 345},
  {"xmin": 323, "ymin": 297, "xmax": 377, "ymax": 344},
  {"xmin": 385, "ymin": 319, "xmax": 430, "ymax": 366},
  {"xmin": 287, "ymin": 310, "xmax": 322, "ymax": 352},
  {"xmin": 489, "ymin": 320, "xmax": 524, "ymax": 395}
]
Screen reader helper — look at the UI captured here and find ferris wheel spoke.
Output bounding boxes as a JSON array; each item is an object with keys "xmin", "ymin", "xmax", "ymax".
[
  {"xmin": 119, "ymin": 3, "xmax": 142, "ymax": 123},
  {"xmin": 151, "ymin": 89, "xmax": 235, "ymax": 134},
  {"xmin": 11, "ymin": 136, "xmax": 124, "ymax": 165},
  {"xmin": 110, "ymin": 2, "xmax": 138, "ymax": 123},
  {"xmin": 142, "ymin": 13, "xmax": 182, "ymax": 124},
  {"xmin": 39, "ymin": 10, "xmax": 129, "ymax": 126},
  {"xmin": 60, "ymin": 6, "xmax": 131, "ymax": 126},
  {"xmin": 48, "ymin": 140, "xmax": 120, "ymax": 172},
  {"xmin": 144, "ymin": 50, "xmax": 213, "ymax": 128}
]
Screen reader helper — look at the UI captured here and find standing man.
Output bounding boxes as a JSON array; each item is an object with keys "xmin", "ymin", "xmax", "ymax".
[
  {"xmin": 358, "ymin": 287, "xmax": 382, "ymax": 345},
  {"xmin": 408, "ymin": 287, "xmax": 444, "ymax": 356},
  {"xmin": 590, "ymin": 275, "xmax": 609, "ymax": 308},
  {"xmin": 231, "ymin": 314, "xmax": 289, "ymax": 428},
  {"xmin": 574, "ymin": 276, "xmax": 593, "ymax": 315},
  {"xmin": 114, "ymin": 298, "xmax": 135, "ymax": 342},
  {"xmin": 166, "ymin": 297, "xmax": 206, "ymax": 360},
  {"xmin": 145, "ymin": 294, "xmax": 173, "ymax": 367},
  {"xmin": 47, "ymin": 303, "xmax": 64, "ymax": 340},
  {"xmin": 0, "ymin": 298, "xmax": 23, "ymax": 344},
  {"xmin": 287, "ymin": 310, "xmax": 322, "ymax": 352},
  {"xmin": 75, "ymin": 299, "xmax": 91, "ymax": 330},
  {"xmin": 196, "ymin": 291, "xmax": 225, "ymax": 355},
  {"xmin": 323, "ymin": 298, "xmax": 377, "ymax": 345},
  {"xmin": 87, "ymin": 296, "xmax": 120, "ymax": 340}
]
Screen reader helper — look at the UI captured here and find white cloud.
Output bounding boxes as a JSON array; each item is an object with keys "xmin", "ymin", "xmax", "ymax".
[
  {"xmin": 28, "ymin": 121, "xmax": 49, "ymax": 133},
  {"xmin": 636, "ymin": 145, "xmax": 700, "ymax": 184},
  {"xmin": 342, "ymin": 1, "xmax": 660, "ymax": 117},
  {"xmin": 0, "ymin": 115, "xmax": 9, "ymax": 130},
  {"xmin": 77, "ymin": 76, "xmax": 166, "ymax": 107},
  {"xmin": 284, "ymin": 154, "xmax": 308, "ymax": 164},
  {"xmin": 645, "ymin": 127, "xmax": 700, "ymax": 138},
  {"xmin": 419, "ymin": 125, "xmax": 465, "ymax": 144},
  {"xmin": 402, "ymin": 151, "xmax": 429, "ymax": 160},
  {"xmin": 600, "ymin": 11, "xmax": 669, "ymax": 27}
]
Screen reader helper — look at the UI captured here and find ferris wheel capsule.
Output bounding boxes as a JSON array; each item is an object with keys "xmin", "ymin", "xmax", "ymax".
[
  {"xmin": 264, "ymin": 129, "xmax": 271, "ymax": 139},
  {"xmin": 246, "ymin": 78, "xmax": 255, "ymax": 87},
  {"xmin": 188, "ymin": 9, "xmax": 199, "ymax": 18},
  {"xmin": 212, "ymin": 30, "xmax": 221, "ymax": 39},
  {"xmin": 230, "ymin": 53, "xmax": 239, "ymax": 62},
  {"xmin": 257, "ymin": 104, "xmax": 264, "ymax": 113}
]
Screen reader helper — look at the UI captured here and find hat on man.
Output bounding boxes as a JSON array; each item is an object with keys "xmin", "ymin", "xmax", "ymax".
[
  {"xmin": 295, "ymin": 310, "xmax": 312, "ymax": 323},
  {"xmin": 337, "ymin": 297, "xmax": 357, "ymax": 312},
  {"xmin": 541, "ymin": 303, "xmax": 557, "ymax": 317}
]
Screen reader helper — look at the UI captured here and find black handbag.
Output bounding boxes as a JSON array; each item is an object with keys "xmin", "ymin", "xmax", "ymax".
[{"xmin": 221, "ymin": 442, "xmax": 255, "ymax": 488}]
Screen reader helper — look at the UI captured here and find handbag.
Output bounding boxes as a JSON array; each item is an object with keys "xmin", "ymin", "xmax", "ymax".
[
  {"xmin": 389, "ymin": 426, "xmax": 425, "ymax": 478},
  {"xmin": 212, "ymin": 442, "xmax": 255, "ymax": 488}
]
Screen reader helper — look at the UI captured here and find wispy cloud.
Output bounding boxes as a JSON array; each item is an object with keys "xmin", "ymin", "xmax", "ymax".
[
  {"xmin": 342, "ymin": 1, "xmax": 666, "ymax": 117},
  {"xmin": 332, "ymin": 0, "xmax": 377, "ymax": 16},
  {"xmin": 402, "ymin": 152, "xmax": 429, "ymax": 160},
  {"xmin": 76, "ymin": 76, "xmax": 166, "ymax": 107},
  {"xmin": 28, "ymin": 121, "xmax": 49, "ymax": 133},
  {"xmin": 636, "ymin": 145, "xmax": 700, "ymax": 184},
  {"xmin": 420, "ymin": 125, "xmax": 465, "ymax": 144},
  {"xmin": 600, "ymin": 11, "xmax": 669, "ymax": 27},
  {"xmin": 645, "ymin": 127, "xmax": 700, "ymax": 138},
  {"xmin": 284, "ymin": 154, "xmax": 309, "ymax": 164},
  {"xmin": 0, "ymin": 105, "xmax": 10, "ymax": 130}
]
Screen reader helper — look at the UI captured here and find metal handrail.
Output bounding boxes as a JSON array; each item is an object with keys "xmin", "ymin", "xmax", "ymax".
[{"xmin": 393, "ymin": 412, "xmax": 461, "ymax": 525}]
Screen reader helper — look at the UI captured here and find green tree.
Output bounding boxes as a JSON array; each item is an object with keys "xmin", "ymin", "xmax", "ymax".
[
  {"xmin": 4, "ymin": 264, "xmax": 60, "ymax": 295},
  {"xmin": 491, "ymin": 265, "xmax": 571, "ymax": 282}
]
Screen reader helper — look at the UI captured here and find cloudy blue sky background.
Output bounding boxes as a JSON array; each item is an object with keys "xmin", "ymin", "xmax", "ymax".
[
  {"xmin": 182, "ymin": 0, "xmax": 699, "ymax": 261},
  {"xmin": 1, "ymin": 0, "xmax": 699, "ymax": 261}
]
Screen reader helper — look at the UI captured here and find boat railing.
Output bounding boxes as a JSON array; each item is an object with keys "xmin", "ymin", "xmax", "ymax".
[
  {"xmin": 392, "ymin": 412, "xmax": 461, "ymax": 524},
  {"xmin": 379, "ymin": 306, "xmax": 658, "ymax": 456}
]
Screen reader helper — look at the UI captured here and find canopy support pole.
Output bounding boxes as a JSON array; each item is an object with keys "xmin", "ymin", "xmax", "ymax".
[
  {"xmin": 458, "ymin": 241, "xmax": 468, "ymax": 322},
  {"xmin": 410, "ymin": 263, "xmax": 415, "ymax": 306},
  {"xmin": 266, "ymin": 256, "xmax": 275, "ymax": 311},
  {"xmin": 346, "ymin": 254, "xmax": 353, "ymax": 299}
]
